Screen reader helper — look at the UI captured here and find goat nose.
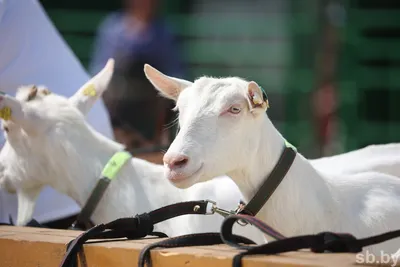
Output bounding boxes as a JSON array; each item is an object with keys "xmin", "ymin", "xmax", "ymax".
[{"xmin": 164, "ymin": 153, "xmax": 189, "ymax": 170}]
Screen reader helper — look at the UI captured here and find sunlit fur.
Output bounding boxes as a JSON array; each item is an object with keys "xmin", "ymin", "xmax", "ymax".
[
  {"xmin": 0, "ymin": 58, "xmax": 265, "ymax": 243},
  {"xmin": 144, "ymin": 63, "xmax": 400, "ymax": 257}
]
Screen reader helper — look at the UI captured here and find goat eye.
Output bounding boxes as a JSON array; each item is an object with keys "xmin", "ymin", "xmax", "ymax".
[{"xmin": 228, "ymin": 106, "xmax": 241, "ymax": 114}]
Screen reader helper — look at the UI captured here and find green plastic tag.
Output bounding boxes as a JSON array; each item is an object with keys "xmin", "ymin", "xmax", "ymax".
[
  {"xmin": 284, "ymin": 139, "xmax": 297, "ymax": 152},
  {"xmin": 260, "ymin": 86, "xmax": 268, "ymax": 101},
  {"xmin": 101, "ymin": 151, "xmax": 132, "ymax": 180}
]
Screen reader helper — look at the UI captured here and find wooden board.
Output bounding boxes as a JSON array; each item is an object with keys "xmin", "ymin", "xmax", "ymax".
[{"xmin": 0, "ymin": 226, "xmax": 383, "ymax": 267}]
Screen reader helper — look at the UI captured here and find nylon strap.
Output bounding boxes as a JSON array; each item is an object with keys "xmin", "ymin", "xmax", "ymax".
[
  {"xmin": 239, "ymin": 139, "xmax": 296, "ymax": 218},
  {"xmin": 70, "ymin": 151, "xmax": 132, "ymax": 230},
  {"xmin": 220, "ymin": 213, "xmax": 400, "ymax": 267},
  {"xmin": 59, "ymin": 200, "xmax": 222, "ymax": 267}
]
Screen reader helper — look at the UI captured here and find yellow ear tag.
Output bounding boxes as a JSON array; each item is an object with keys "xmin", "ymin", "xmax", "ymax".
[
  {"xmin": 82, "ymin": 84, "xmax": 97, "ymax": 97},
  {"xmin": 0, "ymin": 106, "xmax": 11, "ymax": 121},
  {"xmin": 252, "ymin": 94, "xmax": 263, "ymax": 105},
  {"xmin": 251, "ymin": 92, "xmax": 269, "ymax": 110}
]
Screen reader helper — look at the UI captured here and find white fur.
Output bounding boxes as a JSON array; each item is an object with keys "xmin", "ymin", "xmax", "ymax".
[
  {"xmin": 310, "ymin": 143, "xmax": 400, "ymax": 177},
  {"xmin": 144, "ymin": 64, "xmax": 400, "ymax": 257},
  {"xmin": 0, "ymin": 59, "xmax": 265, "ymax": 243}
]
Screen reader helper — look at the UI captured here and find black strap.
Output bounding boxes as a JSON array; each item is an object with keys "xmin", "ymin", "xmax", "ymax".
[
  {"xmin": 239, "ymin": 145, "xmax": 296, "ymax": 216},
  {"xmin": 70, "ymin": 149, "xmax": 133, "ymax": 231},
  {"xmin": 69, "ymin": 177, "xmax": 111, "ymax": 230},
  {"xmin": 221, "ymin": 214, "xmax": 400, "ymax": 267},
  {"xmin": 138, "ymin": 233, "xmax": 256, "ymax": 267},
  {"xmin": 59, "ymin": 200, "xmax": 215, "ymax": 267}
]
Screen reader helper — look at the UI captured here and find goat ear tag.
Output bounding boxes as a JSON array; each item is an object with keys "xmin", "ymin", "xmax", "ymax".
[
  {"xmin": 0, "ymin": 106, "xmax": 11, "ymax": 121},
  {"xmin": 260, "ymin": 86, "xmax": 270, "ymax": 109},
  {"xmin": 249, "ymin": 90, "xmax": 269, "ymax": 110},
  {"xmin": 251, "ymin": 92, "xmax": 263, "ymax": 105},
  {"xmin": 82, "ymin": 84, "xmax": 97, "ymax": 97},
  {"xmin": 248, "ymin": 82, "xmax": 269, "ymax": 111}
]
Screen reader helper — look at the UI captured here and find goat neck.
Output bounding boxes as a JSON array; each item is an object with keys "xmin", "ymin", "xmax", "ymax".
[
  {"xmin": 54, "ymin": 127, "xmax": 126, "ymax": 206},
  {"xmin": 227, "ymin": 116, "xmax": 336, "ymax": 240}
]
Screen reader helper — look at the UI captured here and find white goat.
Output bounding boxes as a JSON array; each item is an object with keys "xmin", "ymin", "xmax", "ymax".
[
  {"xmin": 0, "ymin": 59, "xmax": 266, "ymax": 243},
  {"xmin": 143, "ymin": 64, "xmax": 400, "ymax": 256},
  {"xmin": 310, "ymin": 143, "xmax": 400, "ymax": 177}
]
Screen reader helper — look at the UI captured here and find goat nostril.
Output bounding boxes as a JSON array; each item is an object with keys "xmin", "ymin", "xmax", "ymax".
[
  {"xmin": 173, "ymin": 157, "xmax": 188, "ymax": 168},
  {"xmin": 164, "ymin": 154, "xmax": 189, "ymax": 169}
]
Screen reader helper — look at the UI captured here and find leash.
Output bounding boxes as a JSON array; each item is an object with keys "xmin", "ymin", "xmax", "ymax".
[
  {"xmin": 58, "ymin": 200, "xmax": 256, "ymax": 267},
  {"xmin": 220, "ymin": 213, "xmax": 400, "ymax": 267},
  {"xmin": 138, "ymin": 232, "xmax": 255, "ymax": 267}
]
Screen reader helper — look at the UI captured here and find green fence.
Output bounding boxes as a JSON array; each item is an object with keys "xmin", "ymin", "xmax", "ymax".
[
  {"xmin": 337, "ymin": 0, "xmax": 400, "ymax": 151},
  {"xmin": 40, "ymin": 0, "xmax": 322, "ymax": 154}
]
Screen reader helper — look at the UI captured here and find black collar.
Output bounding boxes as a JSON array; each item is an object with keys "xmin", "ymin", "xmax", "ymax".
[{"xmin": 238, "ymin": 140, "xmax": 297, "ymax": 216}]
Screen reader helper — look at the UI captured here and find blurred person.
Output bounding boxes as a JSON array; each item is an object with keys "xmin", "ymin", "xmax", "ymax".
[
  {"xmin": 89, "ymin": 0, "xmax": 186, "ymax": 151},
  {"xmin": 0, "ymin": 0, "xmax": 114, "ymax": 226}
]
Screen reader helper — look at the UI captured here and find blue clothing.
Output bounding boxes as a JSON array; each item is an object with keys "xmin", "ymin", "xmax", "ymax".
[{"xmin": 90, "ymin": 11, "xmax": 185, "ymax": 79}]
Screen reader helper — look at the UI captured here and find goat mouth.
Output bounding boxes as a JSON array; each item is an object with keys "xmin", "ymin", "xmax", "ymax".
[{"xmin": 167, "ymin": 164, "xmax": 204, "ymax": 183}]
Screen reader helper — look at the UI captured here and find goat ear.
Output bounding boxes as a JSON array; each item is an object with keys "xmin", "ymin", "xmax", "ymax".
[
  {"xmin": 144, "ymin": 64, "xmax": 192, "ymax": 101},
  {"xmin": 69, "ymin": 58, "xmax": 115, "ymax": 115},
  {"xmin": 246, "ymin": 81, "xmax": 269, "ymax": 115}
]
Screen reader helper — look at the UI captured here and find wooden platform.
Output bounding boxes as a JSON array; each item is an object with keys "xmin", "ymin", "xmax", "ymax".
[{"xmin": 0, "ymin": 226, "xmax": 386, "ymax": 267}]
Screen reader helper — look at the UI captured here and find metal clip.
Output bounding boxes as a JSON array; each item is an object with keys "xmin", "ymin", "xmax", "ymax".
[
  {"xmin": 213, "ymin": 206, "xmax": 236, "ymax": 218},
  {"xmin": 234, "ymin": 202, "xmax": 249, "ymax": 226},
  {"xmin": 205, "ymin": 200, "xmax": 248, "ymax": 226},
  {"xmin": 205, "ymin": 200, "xmax": 235, "ymax": 217}
]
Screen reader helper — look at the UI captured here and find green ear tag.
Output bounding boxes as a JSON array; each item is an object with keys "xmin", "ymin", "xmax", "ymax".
[
  {"xmin": 260, "ymin": 86, "xmax": 268, "ymax": 102},
  {"xmin": 259, "ymin": 86, "xmax": 270, "ymax": 109}
]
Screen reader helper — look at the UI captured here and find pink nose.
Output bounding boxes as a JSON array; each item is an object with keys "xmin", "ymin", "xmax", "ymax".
[{"xmin": 164, "ymin": 153, "xmax": 189, "ymax": 170}]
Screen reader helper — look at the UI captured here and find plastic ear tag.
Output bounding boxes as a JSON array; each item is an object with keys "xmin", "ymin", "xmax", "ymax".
[
  {"xmin": 251, "ymin": 93, "xmax": 263, "ymax": 106},
  {"xmin": 82, "ymin": 84, "xmax": 96, "ymax": 97},
  {"xmin": 250, "ymin": 91, "xmax": 269, "ymax": 110},
  {"xmin": 260, "ymin": 86, "xmax": 270, "ymax": 109},
  {"xmin": 0, "ymin": 106, "xmax": 11, "ymax": 121}
]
